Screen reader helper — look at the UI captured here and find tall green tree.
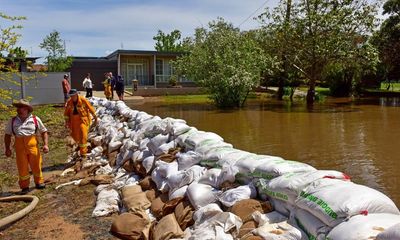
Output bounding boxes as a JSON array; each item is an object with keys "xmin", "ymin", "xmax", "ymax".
[
  {"xmin": 371, "ymin": 0, "xmax": 400, "ymax": 86},
  {"xmin": 259, "ymin": 0, "xmax": 379, "ymax": 103},
  {"xmin": 0, "ymin": 12, "xmax": 26, "ymax": 109},
  {"xmin": 39, "ymin": 30, "xmax": 72, "ymax": 72},
  {"xmin": 153, "ymin": 29, "xmax": 184, "ymax": 52},
  {"xmin": 174, "ymin": 18, "xmax": 277, "ymax": 108}
]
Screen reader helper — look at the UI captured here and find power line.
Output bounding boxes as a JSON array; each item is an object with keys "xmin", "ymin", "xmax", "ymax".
[{"xmin": 238, "ymin": 0, "xmax": 270, "ymax": 28}]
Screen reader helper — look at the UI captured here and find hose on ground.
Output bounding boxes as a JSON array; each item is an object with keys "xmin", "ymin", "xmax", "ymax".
[{"xmin": 0, "ymin": 195, "xmax": 39, "ymax": 228}]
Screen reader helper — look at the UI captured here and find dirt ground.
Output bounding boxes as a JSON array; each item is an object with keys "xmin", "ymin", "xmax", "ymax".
[{"xmin": 0, "ymin": 106, "xmax": 119, "ymax": 240}]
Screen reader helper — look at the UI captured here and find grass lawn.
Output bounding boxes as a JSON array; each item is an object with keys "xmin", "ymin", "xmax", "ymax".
[
  {"xmin": 298, "ymin": 87, "xmax": 330, "ymax": 96},
  {"xmin": 380, "ymin": 82, "xmax": 400, "ymax": 92}
]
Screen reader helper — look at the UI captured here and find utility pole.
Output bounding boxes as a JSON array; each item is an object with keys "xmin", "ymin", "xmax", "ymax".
[{"xmin": 277, "ymin": 0, "xmax": 292, "ymax": 100}]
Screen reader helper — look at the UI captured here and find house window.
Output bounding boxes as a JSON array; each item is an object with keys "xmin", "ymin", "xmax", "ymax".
[
  {"xmin": 156, "ymin": 59, "xmax": 163, "ymax": 75},
  {"xmin": 155, "ymin": 59, "xmax": 174, "ymax": 82}
]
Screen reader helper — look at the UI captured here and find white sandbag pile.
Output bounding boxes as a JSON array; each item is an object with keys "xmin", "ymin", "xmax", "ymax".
[{"xmin": 61, "ymin": 97, "xmax": 400, "ymax": 240}]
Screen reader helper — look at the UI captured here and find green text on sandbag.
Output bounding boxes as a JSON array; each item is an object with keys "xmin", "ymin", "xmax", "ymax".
[{"xmin": 300, "ymin": 191, "xmax": 338, "ymax": 220}]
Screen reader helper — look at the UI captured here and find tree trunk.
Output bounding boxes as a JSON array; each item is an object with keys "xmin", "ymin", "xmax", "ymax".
[
  {"xmin": 306, "ymin": 82, "xmax": 315, "ymax": 105},
  {"xmin": 277, "ymin": 76, "xmax": 284, "ymax": 100}
]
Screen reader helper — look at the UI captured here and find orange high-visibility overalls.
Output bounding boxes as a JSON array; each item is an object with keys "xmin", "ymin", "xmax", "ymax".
[
  {"xmin": 64, "ymin": 96, "xmax": 96, "ymax": 157},
  {"xmin": 12, "ymin": 116, "xmax": 44, "ymax": 189}
]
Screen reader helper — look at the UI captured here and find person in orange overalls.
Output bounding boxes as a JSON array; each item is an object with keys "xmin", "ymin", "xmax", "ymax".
[
  {"xmin": 103, "ymin": 72, "xmax": 112, "ymax": 100},
  {"xmin": 4, "ymin": 99, "xmax": 49, "ymax": 193},
  {"xmin": 64, "ymin": 89, "xmax": 97, "ymax": 158}
]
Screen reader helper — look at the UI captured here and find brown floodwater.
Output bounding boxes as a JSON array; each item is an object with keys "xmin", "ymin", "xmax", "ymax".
[{"xmin": 127, "ymin": 97, "xmax": 400, "ymax": 206}]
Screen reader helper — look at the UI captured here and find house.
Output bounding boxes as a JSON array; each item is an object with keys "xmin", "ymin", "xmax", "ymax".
[{"xmin": 69, "ymin": 49, "xmax": 195, "ymax": 91}]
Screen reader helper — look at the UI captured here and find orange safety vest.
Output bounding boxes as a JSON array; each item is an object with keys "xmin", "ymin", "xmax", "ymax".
[{"xmin": 64, "ymin": 96, "xmax": 95, "ymax": 125}]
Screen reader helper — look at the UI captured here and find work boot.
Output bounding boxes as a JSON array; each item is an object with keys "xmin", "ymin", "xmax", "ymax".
[
  {"xmin": 21, "ymin": 188, "xmax": 30, "ymax": 194},
  {"xmin": 35, "ymin": 183, "xmax": 46, "ymax": 189}
]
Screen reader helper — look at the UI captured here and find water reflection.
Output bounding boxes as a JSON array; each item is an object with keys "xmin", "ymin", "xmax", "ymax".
[{"xmin": 127, "ymin": 97, "xmax": 400, "ymax": 206}]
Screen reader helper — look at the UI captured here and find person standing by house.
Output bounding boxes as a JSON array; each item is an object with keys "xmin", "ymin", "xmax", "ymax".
[
  {"xmin": 82, "ymin": 73, "xmax": 93, "ymax": 98},
  {"xmin": 62, "ymin": 74, "xmax": 71, "ymax": 105},
  {"xmin": 109, "ymin": 72, "xmax": 116, "ymax": 100},
  {"xmin": 4, "ymin": 99, "xmax": 49, "ymax": 193},
  {"xmin": 64, "ymin": 89, "xmax": 97, "ymax": 159},
  {"xmin": 115, "ymin": 75, "xmax": 125, "ymax": 101},
  {"xmin": 103, "ymin": 72, "xmax": 112, "ymax": 100}
]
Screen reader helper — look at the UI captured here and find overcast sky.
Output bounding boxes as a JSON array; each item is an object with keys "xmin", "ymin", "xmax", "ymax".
[{"xmin": 2, "ymin": 0, "xmax": 278, "ymax": 61}]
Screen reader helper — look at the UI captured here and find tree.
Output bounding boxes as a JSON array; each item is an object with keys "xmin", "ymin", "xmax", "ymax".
[
  {"xmin": 259, "ymin": 0, "xmax": 379, "ymax": 103},
  {"xmin": 174, "ymin": 18, "xmax": 277, "ymax": 108},
  {"xmin": 0, "ymin": 12, "xmax": 26, "ymax": 109},
  {"xmin": 371, "ymin": 0, "xmax": 400, "ymax": 87},
  {"xmin": 153, "ymin": 29, "xmax": 184, "ymax": 52},
  {"xmin": 39, "ymin": 30, "xmax": 72, "ymax": 72}
]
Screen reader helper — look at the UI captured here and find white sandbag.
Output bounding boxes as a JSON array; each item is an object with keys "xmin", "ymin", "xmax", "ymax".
[
  {"xmin": 270, "ymin": 198, "xmax": 295, "ymax": 217},
  {"xmin": 186, "ymin": 225, "xmax": 234, "ymax": 240},
  {"xmin": 151, "ymin": 161, "xmax": 179, "ymax": 192},
  {"xmin": 155, "ymin": 141, "xmax": 176, "ymax": 156},
  {"xmin": 89, "ymin": 146, "xmax": 103, "ymax": 158},
  {"xmin": 147, "ymin": 134, "xmax": 169, "ymax": 154},
  {"xmin": 256, "ymin": 170, "xmax": 350, "ymax": 204},
  {"xmin": 376, "ymin": 223, "xmax": 400, "ymax": 240},
  {"xmin": 177, "ymin": 151, "xmax": 203, "ymax": 171},
  {"xmin": 193, "ymin": 203, "xmax": 223, "ymax": 223},
  {"xmin": 252, "ymin": 220, "xmax": 304, "ymax": 240},
  {"xmin": 234, "ymin": 155, "xmax": 284, "ymax": 181},
  {"xmin": 138, "ymin": 116, "xmax": 166, "ymax": 138},
  {"xmin": 295, "ymin": 178, "xmax": 400, "ymax": 227},
  {"xmin": 184, "ymin": 131, "xmax": 223, "ymax": 151},
  {"xmin": 120, "ymin": 139, "xmax": 136, "ymax": 153},
  {"xmin": 167, "ymin": 165, "xmax": 206, "ymax": 193},
  {"xmin": 198, "ymin": 168, "xmax": 222, "ymax": 188},
  {"xmin": 135, "ymin": 111, "xmax": 153, "ymax": 124},
  {"xmin": 108, "ymin": 141, "xmax": 122, "ymax": 153},
  {"xmin": 195, "ymin": 141, "xmax": 233, "ymax": 156},
  {"xmin": 165, "ymin": 118, "xmax": 190, "ymax": 136},
  {"xmin": 289, "ymin": 208, "xmax": 331, "ymax": 240},
  {"xmin": 139, "ymin": 138, "xmax": 151, "ymax": 151},
  {"xmin": 187, "ymin": 183, "xmax": 220, "ymax": 209},
  {"xmin": 132, "ymin": 149, "xmax": 152, "ymax": 163},
  {"xmin": 218, "ymin": 184, "xmax": 257, "ymax": 207},
  {"xmin": 216, "ymin": 150, "xmax": 254, "ymax": 169},
  {"xmin": 92, "ymin": 188, "xmax": 120, "ymax": 217},
  {"xmin": 174, "ymin": 127, "xmax": 198, "ymax": 147},
  {"xmin": 111, "ymin": 130, "xmax": 125, "ymax": 143},
  {"xmin": 91, "ymin": 135, "xmax": 103, "ymax": 146},
  {"xmin": 201, "ymin": 148, "xmax": 241, "ymax": 168},
  {"xmin": 125, "ymin": 174, "xmax": 141, "ymax": 186},
  {"xmin": 191, "ymin": 205, "xmax": 242, "ymax": 238},
  {"xmin": 116, "ymin": 149, "xmax": 134, "ymax": 166},
  {"xmin": 95, "ymin": 164, "xmax": 113, "ymax": 175},
  {"xmin": 253, "ymin": 159, "xmax": 316, "ymax": 180},
  {"xmin": 194, "ymin": 212, "xmax": 242, "ymax": 235},
  {"xmin": 252, "ymin": 211, "xmax": 288, "ymax": 225},
  {"xmin": 142, "ymin": 156, "xmax": 155, "ymax": 173},
  {"xmin": 169, "ymin": 185, "xmax": 188, "ymax": 200},
  {"xmin": 327, "ymin": 214, "xmax": 400, "ymax": 240}
]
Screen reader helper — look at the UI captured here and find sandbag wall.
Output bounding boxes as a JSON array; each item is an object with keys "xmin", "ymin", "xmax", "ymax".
[{"xmin": 78, "ymin": 97, "xmax": 400, "ymax": 240}]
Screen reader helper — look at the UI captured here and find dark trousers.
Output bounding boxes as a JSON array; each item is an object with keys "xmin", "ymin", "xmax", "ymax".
[{"xmin": 85, "ymin": 88, "xmax": 93, "ymax": 98}]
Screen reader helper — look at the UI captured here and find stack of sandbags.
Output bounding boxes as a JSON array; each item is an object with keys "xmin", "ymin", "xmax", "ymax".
[{"xmin": 85, "ymin": 97, "xmax": 400, "ymax": 240}]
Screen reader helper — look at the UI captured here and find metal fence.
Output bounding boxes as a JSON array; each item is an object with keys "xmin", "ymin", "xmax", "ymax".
[{"xmin": 0, "ymin": 72, "xmax": 68, "ymax": 105}]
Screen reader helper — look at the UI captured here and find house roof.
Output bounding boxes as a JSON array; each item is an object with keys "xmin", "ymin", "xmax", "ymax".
[{"xmin": 106, "ymin": 49, "xmax": 186, "ymax": 59}]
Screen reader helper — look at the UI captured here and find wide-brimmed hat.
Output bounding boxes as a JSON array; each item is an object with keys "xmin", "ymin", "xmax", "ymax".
[
  {"xmin": 68, "ymin": 89, "xmax": 78, "ymax": 96},
  {"xmin": 12, "ymin": 99, "xmax": 33, "ymax": 112}
]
